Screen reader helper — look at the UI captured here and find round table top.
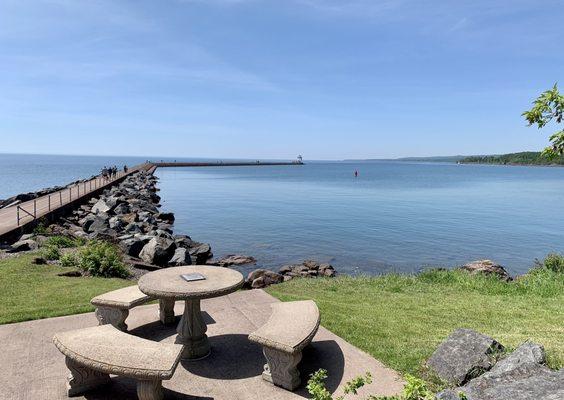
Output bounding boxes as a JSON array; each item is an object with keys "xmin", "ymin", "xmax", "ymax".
[{"xmin": 138, "ymin": 266, "xmax": 244, "ymax": 300}]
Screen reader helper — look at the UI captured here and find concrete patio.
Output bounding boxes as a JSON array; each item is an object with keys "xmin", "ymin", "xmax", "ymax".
[{"xmin": 0, "ymin": 289, "xmax": 404, "ymax": 400}]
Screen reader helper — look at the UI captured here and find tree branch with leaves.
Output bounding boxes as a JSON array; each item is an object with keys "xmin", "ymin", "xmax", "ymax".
[{"xmin": 523, "ymin": 83, "xmax": 564, "ymax": 158}]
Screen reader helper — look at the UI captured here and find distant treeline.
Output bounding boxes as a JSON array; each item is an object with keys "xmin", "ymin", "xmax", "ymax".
[{"xmin": 459, "ymin": 152, "xmax": 564, "ymax": 166}]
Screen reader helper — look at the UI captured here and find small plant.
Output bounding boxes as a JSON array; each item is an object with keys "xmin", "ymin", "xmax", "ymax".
[
  {"xmin": 59, "ymin": 253, "xmax": 79, "ymax": 268},
  {"xmin": 77, "ymin": 240, "xmax": 129, "ymax": 278},
  {"xmin": 306, "ymin": 369, "xmax": 465, "ymax": 400},
  {"xmin": 33, "ymin": 221, "xmax": 49, "ymax": 235},
  {"xmin": 45, "ymin": 235, "xmax": 83, "ymax": 249},
  {"xmin": 41, "ymin": 245, "xmax": 60, "ymax": 261}
]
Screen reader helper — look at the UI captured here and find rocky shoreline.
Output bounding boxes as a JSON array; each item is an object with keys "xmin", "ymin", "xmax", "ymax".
[
  {"xmin": 3, "ymin": 170, "xmax": 524, "ymax": 290},
  {"xmin": 2, "ymin": 170, "xmax": 338, "ymax": 288}
]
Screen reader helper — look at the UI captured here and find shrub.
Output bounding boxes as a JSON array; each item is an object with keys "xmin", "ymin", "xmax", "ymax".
[
  {"xmin": 45, "ymin": 235, "xmax": 83, "ymax": 249},
  {"xmin": 77, "ymin": 241, "xmax": 130, "ymax": 278},
  {"xmin": 59, "ymin": 253, "xmax": 79, "ymax": 268},
  {"xmin": 540, "ymin": 253, "xmax": 564, "ymax": 274},
  {"xmin": 41, "ymin": 245, "xmax": 60, "ymax": 261}
]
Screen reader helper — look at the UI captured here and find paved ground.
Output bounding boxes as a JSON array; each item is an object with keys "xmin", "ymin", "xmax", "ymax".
[{"xmin": 0, "ymin": 289, "xmax": 404, "ymax": 400}]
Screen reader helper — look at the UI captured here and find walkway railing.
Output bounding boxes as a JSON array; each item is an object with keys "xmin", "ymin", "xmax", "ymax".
[{"xmin": 0, "ymin": 163, "xmax": 153, "ymax": 235}]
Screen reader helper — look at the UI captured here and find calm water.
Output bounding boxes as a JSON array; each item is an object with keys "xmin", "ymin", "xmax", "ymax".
[
  {"xmin": 2, "ymin": 154, "xmax": 563, "ymax": 275},
  {"xmin": 156, "ymin": 162, "xmax": 564, "ymax": 275}
]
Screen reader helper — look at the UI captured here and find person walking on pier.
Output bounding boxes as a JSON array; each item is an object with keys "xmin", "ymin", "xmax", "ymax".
[{"xmin": 123, "ymin": 165, "xmax": 128, "ymax": 174}]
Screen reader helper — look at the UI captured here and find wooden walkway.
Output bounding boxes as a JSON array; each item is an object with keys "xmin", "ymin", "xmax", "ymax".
[{"xmin": 0, "ymin": 163, "xmax": 152, "ymax": 238}]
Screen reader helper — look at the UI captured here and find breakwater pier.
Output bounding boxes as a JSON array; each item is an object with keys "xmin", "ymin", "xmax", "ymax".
[{"xmin": 0, "ymin": 160, "xmax": 303, "ymax": 241}]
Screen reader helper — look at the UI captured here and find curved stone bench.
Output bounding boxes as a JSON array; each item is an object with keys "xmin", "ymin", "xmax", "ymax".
[
  {"xmin": 91, "ymin": 285, "xmax": 175, "ymax": 331},
  {"xmin": 53, "ymin": 324, "xmax": 183, "ymax": 400},
  {"xmin": 248, "ymin": 300, "xmax": 320, "ymax": 391}
]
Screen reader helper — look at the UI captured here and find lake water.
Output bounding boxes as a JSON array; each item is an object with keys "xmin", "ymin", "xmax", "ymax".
[
  {"xmin": 2, "ymin": 154, "xmax": 563, "ymax": 275},
  {"xmin": 156, "ymin": 162, "xmax": 564, "ymax": 275}
]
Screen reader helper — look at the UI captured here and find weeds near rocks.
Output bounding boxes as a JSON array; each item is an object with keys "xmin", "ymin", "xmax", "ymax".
[
  {"xmin": 76, "ymin": 241, "xmax": 130, "ymax": 278},
  {"xmin": 306, "ymin": 369, "xmax": 460, "ymax": 400},
  {"xmin": 534, "ymin": 253, "xmax": 564, "ymax": 274},
  {"xmin": 59, "ymin": 252, "xmax": 79, "ymax": 268},
  {"xmin": 41, "ymin": 245, "xmax": 60, "ymax": 261}
]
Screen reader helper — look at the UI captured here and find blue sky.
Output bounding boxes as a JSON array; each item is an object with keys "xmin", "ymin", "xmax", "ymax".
[{"xmin": 0, "ymin": 0, "xmax": 562, "ymax": 160}]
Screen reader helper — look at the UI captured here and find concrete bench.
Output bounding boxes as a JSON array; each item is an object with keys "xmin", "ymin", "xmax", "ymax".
[
  {"xmin": 249, "ymin": 300, "xmax": 320, "ymax": 390},
  {"xmin": 53, "ymin": 324, "xmax": 183, "ymax": 400},
  {"xmin": 91, "ymin": 285, "xmax": 175, "ymax": 331}
]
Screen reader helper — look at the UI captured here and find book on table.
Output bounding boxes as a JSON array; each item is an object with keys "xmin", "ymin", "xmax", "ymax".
[{"xmin": 181, "ymin": 273, "xmax": 206, "ymax": 282}]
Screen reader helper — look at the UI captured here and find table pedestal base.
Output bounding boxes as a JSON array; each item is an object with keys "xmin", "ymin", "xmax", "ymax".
[{"xmin": 176, "ymin": 299, "xmax": 210, "ymax": 359}]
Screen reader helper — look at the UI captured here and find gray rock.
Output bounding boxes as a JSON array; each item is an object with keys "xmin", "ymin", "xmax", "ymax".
[
  {"xmin": 91, "ymin": 199, "xmax": 111, "ymax": 214},
  {"xmin": 139, "ymin": 237, "xmax": 176, "ymax": 266},
  {"xmin": 279, "ymin": 265, "xmax": 293, "ymax": 274},
  {"xmin": 460, "ymin": 260, "xmax": 512, "ymax": 282},
  {"xmin": 462, "ymin": 363, "xmax": 564, "ymax": 400},
  {"xmin": 86, "ymin": 216, "xmax": 109, "ymax": 234},
  {"xmin": 113, "ymin": 203, "xmax": 130, "ymax": 215},
  {"xmin": 490, "ymin": 342, "xmax": 545, "ymax": 376},
  {"xmin": 319, "ymin": 263, "xmax": 336, "ymax": 277},
  {"xmin": 124, "ymin": 222, "xmax": 143, "ymax": 234},
  {"xmin": 120, "ymin": 237, "xmax": 148, "ymax": 258},
  {"xmin": 427, "ymin": 328, "xmax": 504, "ymax": 385},
  {"xmin": 10, "ymin": 239, "xmax": 38, "ymax": 252},
  {"xmin": 169, "ymin": 247, "xmax": 192, "ymax": 266},
  {"xmin": 156, "ymin": 212, "xmax": 175, "ymax": 223},
  {"xmin": 214, "ymin": 254, "xmax": 256, "ymax": 267},
  {"xmin": 19, "ymin": 233, "xmax": 35, "ymax": 241},
  {"xmin": 188, "ymin": 242, "xmax": 212, "ymax": 264},
  {"xmin": 247, "ymin": 269, "xmax": 284, "ymax": 288},
  {"xmin": 108, "ymin": 216, "xmax": 124, "ymax": 230},
  {"xmin": 435, "ymin": 390, "xmax": 462, "ymax": 400}
]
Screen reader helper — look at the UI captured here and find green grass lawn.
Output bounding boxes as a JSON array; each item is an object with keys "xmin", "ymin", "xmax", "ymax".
[
  {"xmin": 267, "ymin": 269, "xmax": 564, "ymax": 378},
  {"xmin": 0, "ymin": 253, "xmax": 133, "ymax": 324}
]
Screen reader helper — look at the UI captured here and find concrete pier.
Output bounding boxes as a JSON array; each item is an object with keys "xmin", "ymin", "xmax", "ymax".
[{"xmin": 0, "ymin": 160, "xmax": 302, "ymax": 242}]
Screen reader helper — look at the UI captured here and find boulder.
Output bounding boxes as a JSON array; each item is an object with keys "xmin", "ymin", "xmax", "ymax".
[
  {"xmin": 214, "ymin": 254, "xmax": 256, "ymax": 267},
  {"xmin": 247, "ymin": 269, "xmax": 284, "ymax": 288},
  {"xmin": 427, "ymin": 328, "xmax": 504, "ymax": 385},
  {"xmin": 156, "ymin": 212, "xmax": 175, "ymax": 223},
  {"xmin": 108, "ymin": 216, "xmax": 124, "ymax": 230},
  {"xmin": 460, "ymin": 260, "xmax": 512, "ymax": 282},
  {"xmin": 120, "ymin": 237, "xmax": 148, "ymax": 258},
  {"xmin": 188, "ymin": 242, "xmax": 212, "ymax": 264},
  {"xmin": 32, "ymin": 257, "xmax": 47, "ymax": 265},
  {"xmin": 319, "ymin": 263, "xmax": 336, "ymax": 277},
  {"xmin": 279, "ymin": 265, "xmax": 293, "ymax": 274},
  {"xmin": 169, "ymin": 248, "xmax": 192, "ymax": 266},
  {"xmin": 86, "ymin": 216, "xmax": 109, "ymax": 234},
  {"xmin": 9, "ymin": 239, "xmax": 38, "ymax": 252},
  {"xmin": 460, "ymin": 363, "xmax": 563, "ymax": 400},
  {"xmin": 139, "ymin": 237, "xmax": 176, "ymax": 266},
  {"xmin": 124, "ymin": 222, "xmax": 143, "ymax": 234},
  {"xmin": 113, "ymin": 203, "xmax": 130, "ymax": 216},
  {"xmin": 91, "ymin": 199, "xmax": 111, "ymax": 214},
  {"xmin": 489, "ymin": 342, "xmax": 545, "ymax": 376}
]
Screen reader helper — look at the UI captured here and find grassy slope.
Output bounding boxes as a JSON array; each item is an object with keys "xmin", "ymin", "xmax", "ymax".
[
  {"xmin": 267, "ymin": 270, "xmax": 564, "ymax": 377},
  {"xmin": 0, "ymin": 253, "xmax": 132, "ymax": 324}
]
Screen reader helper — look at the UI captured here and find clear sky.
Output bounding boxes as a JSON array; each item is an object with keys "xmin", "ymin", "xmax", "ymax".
[{"xmin": 0, "ymin": 0, "xmax": 562, "ymax": 160}]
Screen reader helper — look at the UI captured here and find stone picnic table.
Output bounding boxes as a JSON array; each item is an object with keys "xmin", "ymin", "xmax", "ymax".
[{"xmin": 138, "ymin": 265, "xmax": 244, "ymax": 359}]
